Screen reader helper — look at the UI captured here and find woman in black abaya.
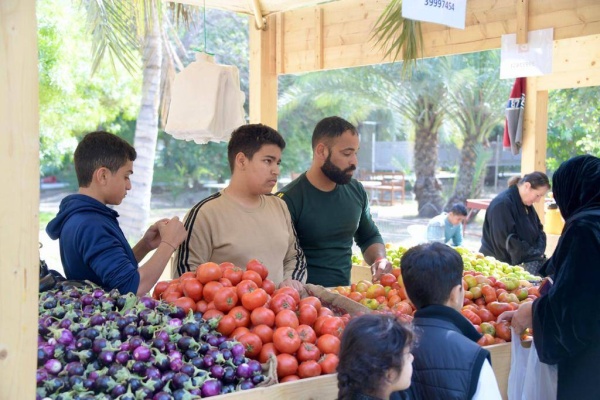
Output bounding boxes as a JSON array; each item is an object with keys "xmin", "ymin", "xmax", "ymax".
[{"xmin": 501, "ymin": 155, "xmax": 600, "ymax": 400}]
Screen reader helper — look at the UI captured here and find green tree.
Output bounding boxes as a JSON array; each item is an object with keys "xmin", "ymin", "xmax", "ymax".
[{"xmin": 547, "ymin": 87, "xmax": 600, "ymax": 171}]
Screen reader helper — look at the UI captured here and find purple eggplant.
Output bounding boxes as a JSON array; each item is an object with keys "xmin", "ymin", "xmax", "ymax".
[
  {"xmin": 201, "ymin": 379, "xmax": 223, "ymax": 397},
  {"xmin": 132, "ymin": 345, "xmax": 151, "ymax": 362},
  {"xmin": 44, "ymin": 358, "xmax": 62, "ymax": 375}
]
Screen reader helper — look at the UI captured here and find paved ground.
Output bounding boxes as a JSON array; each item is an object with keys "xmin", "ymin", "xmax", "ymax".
[{"xmin": 39, "ymin": 187, "xmax": 486, "ymax": 275}]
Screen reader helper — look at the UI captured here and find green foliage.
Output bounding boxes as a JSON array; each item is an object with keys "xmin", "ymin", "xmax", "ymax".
[
  {"xmin": 38, "ymin": 0, "xmax": 140, "ymax": 176},
  {"xmin": 547, "ymin": 87, "xmax": 600, "ymax": 171}
]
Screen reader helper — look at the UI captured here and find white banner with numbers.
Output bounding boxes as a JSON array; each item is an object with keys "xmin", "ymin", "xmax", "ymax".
[{"xmin": 402, "ymin": 0, "xmax": 467, "ymax": 29}]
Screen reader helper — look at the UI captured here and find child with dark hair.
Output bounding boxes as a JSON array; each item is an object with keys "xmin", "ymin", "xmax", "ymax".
[
  {"xmin": 174, "ymin": 124, "xmax": 307, "ymax": 291},
  {"xmin": 46, "ymin": 131, "xmax": 187, "ymax": 296},
  {"xmin": 397, "ymin": 242, "xmax": 501, "ymax": 400},
  {"xmin": 426, "ymin": 202, "xmax": 468, "ymax": 246},
  {"xmin": 337, "ymin": 314, "xmax": 414, "ymax": 400}
]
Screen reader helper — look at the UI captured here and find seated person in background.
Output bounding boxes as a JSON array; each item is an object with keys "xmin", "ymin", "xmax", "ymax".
[
  {"xmin": 396, "ymin": 242, "xmax": 501, "ymax": 400},
  {"xmin": 337, "ymin": 313, "xmax": 414, "ymax": 400},
  {"xmin": 46, "ymin": 131, "xmax": 187, "ymax": 296},
  {"xmin": 173, "ymin": 124, "xmax": 307, "ymax": 292},
  {"xmin": 426, "ymin": 203, "xmax": 468, "ymax": 246}
]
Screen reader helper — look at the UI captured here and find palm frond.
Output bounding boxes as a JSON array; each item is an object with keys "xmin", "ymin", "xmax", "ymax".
[
  {"xmin": 82, "ymin": 0, "xmax": 141, "ymax": 75},
  {"xmin": 371, "ymin": 0, "xmax": 423, "ymax": 77}
]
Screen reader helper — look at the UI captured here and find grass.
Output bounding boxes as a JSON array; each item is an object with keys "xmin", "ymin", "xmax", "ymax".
[{"xmin": 39, "ymin": 211, "xmax": 55, "ymax": 229}]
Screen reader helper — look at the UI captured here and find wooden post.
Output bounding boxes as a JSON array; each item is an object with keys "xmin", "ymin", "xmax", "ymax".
[
  {"xmin": 516, "ymin": 0, "xmax": 529, "ymax": 45},
  {"xmin": 521, "ymin": 77, "xmax": 549, "ymax": 220},
  {"xmin": 249, "ymin": 14, "xmax": 278, "ymax": 129},
  {"xmin": 0, "ymin": 0, "xmax": 40, "ymax": 398}
]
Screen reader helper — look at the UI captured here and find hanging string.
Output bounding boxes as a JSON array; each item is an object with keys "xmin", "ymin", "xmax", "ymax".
[{"xmin": 202, "ymin": 0, "xmax": 213, "ymax": 55}]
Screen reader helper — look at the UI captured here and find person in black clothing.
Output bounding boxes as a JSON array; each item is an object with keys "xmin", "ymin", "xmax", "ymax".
[
  {"xmin": 396, "ymin": 242, "xmax": 501, "ymax": 400},
  {"xmin": 337, "ymin": 314, "xmax": 414, "ymax": 400},
  {"xmin": 499, "ymin": 155, "xmax": 600, "ymax": 400},
  {"xmin": 479, "ymin": 172, "xmax": 550, "ymax": 275}
]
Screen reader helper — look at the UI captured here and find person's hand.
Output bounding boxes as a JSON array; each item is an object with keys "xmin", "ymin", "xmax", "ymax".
[
  {"xmin": 371, "ymin": 258, "xmax": 392, "ymax": 282},
  {"xmin": 142, "ymin": 218, "xmax": 170, "ymax": 250},
  {"xmin": 499, "ymin": 301, "xmax": 533, "ymax": 335},
  {"xmin": 279, "ymin": 279, "xmax": 305, "ymax": 296},
  {"xmin": 157, "ymin": 216, "xmax": 187, "ymax": 252}
]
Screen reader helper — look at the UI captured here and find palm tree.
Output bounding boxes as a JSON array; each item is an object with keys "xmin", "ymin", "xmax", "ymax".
[
  {"xmin": 83, "ymin": 1, "xmax": 187, "ymax": 238},
  {"xmin": 444, "ymin": 53, "xmax": 507, "ymax": 209}
]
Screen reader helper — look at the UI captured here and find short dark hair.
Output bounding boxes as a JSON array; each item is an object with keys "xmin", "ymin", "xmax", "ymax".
[
  {"xmin": 508, "ymin": 171, "xmax": 550, "ymax": 190},
  {"xmin": 227, "ymin": 124, "xmax": 286, "ymax": 172},
  {"xmin": 74, "ymin": 131, "xmax": 136, "ymax": 188},
  {"xmin": 337, "ymin": 314, "xmax": 414, "ymax": 400},
  {"xmin": 401, "ymin": 242, "xmax": 463, "ymax": 309},
  {"xmin": 449, "ymin": 203, "xmax": 468, "ymax": 216},
  {"xmin": 311, "ymin": 116, "xmax": 358, "ymax": 150}
]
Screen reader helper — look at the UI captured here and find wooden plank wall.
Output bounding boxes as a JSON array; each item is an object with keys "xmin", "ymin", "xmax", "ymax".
[
  {"xmin": 276, "ymin": 0, "xmax": 600, "ymax": 74},
  {"xmin": 0, "ymin": 0, "xmax": 40, "ymax": 398}
]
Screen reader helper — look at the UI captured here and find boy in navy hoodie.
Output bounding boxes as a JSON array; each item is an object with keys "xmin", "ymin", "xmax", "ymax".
[{"xmin": 46, "ymin": 131, "xmax": 187, "ymax": 296}]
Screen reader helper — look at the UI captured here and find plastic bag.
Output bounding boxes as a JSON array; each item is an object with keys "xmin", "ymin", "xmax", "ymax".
[{"xmin": 508, "ymin": 329, "xmax": 558, "ymax": 400}]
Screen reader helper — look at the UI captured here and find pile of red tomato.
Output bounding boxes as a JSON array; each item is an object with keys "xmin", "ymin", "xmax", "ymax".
[{"xmin": 153, "ymin": 260, "xmax": 343, "ymax": 382}]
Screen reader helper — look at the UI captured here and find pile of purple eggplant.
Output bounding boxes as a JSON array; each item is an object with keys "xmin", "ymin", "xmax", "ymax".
[{"xmin": 37, "ymin": 282, "xmax": 268, "ymax": 399}]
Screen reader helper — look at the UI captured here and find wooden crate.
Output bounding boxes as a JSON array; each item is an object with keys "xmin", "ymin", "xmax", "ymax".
[
  {"xmin": 488, "ymin": 341, "xmax": 512, "ymax": 400},
  {"xmin": 215, "ymin": 374, "xmax": 339, "ymax": 400}
]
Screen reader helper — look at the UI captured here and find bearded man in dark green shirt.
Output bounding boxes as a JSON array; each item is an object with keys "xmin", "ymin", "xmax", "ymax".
[{"xmin": 277, "ymin": 116, "xmax": 392, "ymax": 287}]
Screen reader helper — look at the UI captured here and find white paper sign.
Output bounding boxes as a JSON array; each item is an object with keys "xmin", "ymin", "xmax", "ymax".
[
  {"xmin": 500, "ymin": 28, "xmax": 554, "ymax": 79},
  {"xmin": 402, "ymin": 0, "xmax": 467, "ymax": 29}
]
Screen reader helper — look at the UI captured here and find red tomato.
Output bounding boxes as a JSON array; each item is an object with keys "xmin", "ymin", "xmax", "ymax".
[
  {"xmin": 180, "ymin": 271, "xmax": 197, "ymax": 280},
  {"xmin": 181, "ymin": 279, "xmax": 204, "ymax": 302},
  {"xmin": 162, "ymin": 292, "xmax": 182, "ymax": 304},
  {"xmin": 298, "ymin": 304, "xmax": 318, "ymax": 326},
  {"xmin": 477, "ymin": 333, "xmax": 495, "ymax": 346},
  {"xmin": 241, "ymin": 288, "xmax": 269, "ymax": 310},
  {"xmin": 280, "ymin": 374, "xmax": 300, "ymax": 382},
  {"xmin": 216, "ymin": 315, "xmax": 236, "ymax": 336},
  {"xmin": 319, "ymin": 317, "xmax": 345, "ymax": 338},
  {"xmin": 202, "ymin": 308, "xmax": 224, "ymax": 321},
  {"xmin": 246, "ymin": 259, "xmax": 269, "ymax": 280},
  {"xmin": 236, "ymin": 279, "xmax": 259, "ymax": 299},
  {"xmin": 348, "ymin": 292, "xmax": 364, "ymax": 303},
  {"xmin": 461, "ymin": 309, "xmax": 482, "ymax": 325},
  {"xmin": 296, "ymin": 324, "xmax": 317, "ymax": 344},
  {"xmin": 258, "ymin": 342, "xmax": 279, "ymax": 364},
  {"xmin": 242, "ymin": 270, "xmax": 263, "ymax": 287},
  {"xmin": 299, "ymin": 296, "xmax": 322, "ymax": 312},
  {"xmin": 481, "ymin": 285, "xmax": 498, "ymax": 304},
  {"xmin": 251, "ymin": 324, "xmax": 274, "ymax": 344},
  {"xmin": 317, "ymin": 307, "xmax": 334, "ymax": 317},
  {"xmin": 475, "ymin": 308, "xmax": 496, "ymax": 323},
  {"xmin": 261, "ymin": 278, "xmax": 276, "ymax": 295},
  {"xmin": 213, "ymin": 287, "xmax": 239, "ymax": 312},
  {"xmin": 274, "ymin": 287, "xmax": 301, "ymax": 305},
  {"xmin": 494, "ymin": 320, "xmax": 512, "ymax": 341},
  {"xmin": 316, "ymin": 334, "xmax": 341, "ymax": 355},
  {"xmin": 297, "ymin": 342, "xmax": 321, "ymax": 362},
  {"xmin": 196, "ymin": 300, "xmax": 209, "ymax": 313},
  {"xmin": 270, "ymin": 293, "xmax": 297, "ymax": 314},
  {"xmin": 231, "ymin": 326, "xmax": 250, "ymax": 340},
  {"xmin": 223, "ymin": 267, "xmax": 243, "ymax": 286},
  {"xmin": 228, "ymin": 306, "xmax": 251, "ymax": 328},
  {"xmin": 238, "ymin": 332, "xmax": 263, "ymax": 359},
  {"xmin": 275, "ymin": 309, "xmax": 300, "ymax": 328},
  {"xmin": 196, "ymin": 262, "xmax": 223, "ymax": 284},
  {"xmin": 201, "ymin": 281, "xmax": 223, "ymax": 303},
  {"xmin": 152, "ymin": 281, "xmax": 170, "ymax": 299},
  {"xmin": 173, "ymin": 296, "xmax": 196, "ymax": 314},
  {"xmin": 273, "ymin": 326, "xmax": 302, "ymax": 354},
  {"xmin": 298, "ymin": 360, "xmax": 322, "ymax": 378},
  {"xmin": 276, "ymin": 353, "xmax": 298, "ymax": 379},
  {"xmin": 218, "ymin": 277, "xmax": 233, "ymax": 287},
  {"xmin": 379, "ymin": 273, "xmax": 397, "ymax": 288},
  {"xmin": 318, "ymin": 353, "xmax": 339, "ymax": 374},
  {"xmin": 486, "ymin": 301, "xmax": 513, "ymax": 317},
  {"xmin": 313, "ymin": 315, "xmax": 332, "ymax": 336},
  {"xmin": 250, "ymin": 306, "xmax": 275, "ymax": 327}
]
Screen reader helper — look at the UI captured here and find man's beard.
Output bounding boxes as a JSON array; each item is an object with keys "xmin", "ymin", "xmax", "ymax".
[{"xmin": 321, "ymin": 153, "xmax": 355, "ymax": 185}]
